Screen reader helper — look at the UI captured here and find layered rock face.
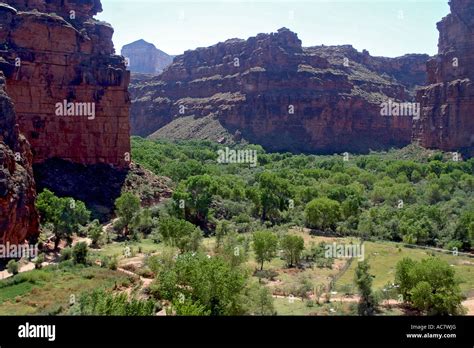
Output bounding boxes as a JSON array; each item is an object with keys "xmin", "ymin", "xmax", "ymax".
[
  {"xmin": 0, "ymin": 0, "xmax": 131, "ymax": 168},
  {"xmin": 414, "ymin": 0, "xmax": 474, "ymax": 157},
  {"xmin": 0, "ymin": 0, "xmax": 134, "ymax": 224},
  {"xmin": 122, "ymin": 39, "xmax": 173, "ymax": 75},
  {"xmin": 0, "ymin": 71, "xmax": 39, "ymax": 245},
  {"xmin": 130, "ymin": 28, "xmax": 426, "ymax": 154}
]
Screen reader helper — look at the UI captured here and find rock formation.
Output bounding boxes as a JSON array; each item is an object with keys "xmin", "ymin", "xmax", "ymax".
[
  {"xmin": 0, "ymin": 70, "xmax": 39, "ymax": 245},
  {"xmin": 0, "ymin": 0, "xmax": 135, "ymax": 229},
  {"xmin": 130, "ymin": 28, "xmax": 428, "ymax": 154},
  {"xmin": 0, "ymin": 0, "xmax": 131, "ymax": 168},
  {"xmin": 414, "ymin": 0, "xmax": 474, "ymax": 158},
  {"xmin": 122, "ymin": 39, "xmax": 173, "ymax": 75}
]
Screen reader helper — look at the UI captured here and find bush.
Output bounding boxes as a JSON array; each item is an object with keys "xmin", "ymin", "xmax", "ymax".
[
  {"xmin": 60, "ymin": 247, "xmax": 72, "ymax": 261},
  {"xmin": 7, "ymin": 260, "xmax": 19, "ymax": 275},
  {"xmin": 34, "ymin": 254, "xmax": 45, "ymax": 270},
  {"xmin": 108, "ymin": 256, "xmax": 118, "ymax": 271},
  {"xmin": 72, "ymin": 242, "xmax": 89, "ymax": 265},
  {"xmin": 77, "ymin": 289, "xmax": 155, "ymax": 316}
]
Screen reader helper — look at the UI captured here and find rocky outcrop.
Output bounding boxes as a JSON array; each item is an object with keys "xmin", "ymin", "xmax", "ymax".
[
  {"xmin": 0, "ymin": 0, "xmax": 131, "ymax": 168},
  {"xmin": 308, "ymin": 46, "xmax": 429, "ymax": 93},
  {"xmin": 122, "ymin": 39, "xmax": 173, "ymax": 75},
  {"xmin": 130, "ymin": 28, "xmax": 426, "ymax": 154},
  {"xmin": 0, "ymin": 0, "xmax": 136, "ymax": 227},
  {"xmin": 414, "ymin": 0, "xmax": 474, "ymax": 158},
  {"xmin": 0, "ymin": 71, "xmax": 39, "ymax": 245}
]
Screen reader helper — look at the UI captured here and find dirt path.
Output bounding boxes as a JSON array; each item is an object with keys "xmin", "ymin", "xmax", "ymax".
[
  {"xmin": 462, "ymin": 298, "xmax": 474, "ymax": 315},
  {"xmin": 0, "ymin": 261, "xmax": 51, "ymax": 281}
]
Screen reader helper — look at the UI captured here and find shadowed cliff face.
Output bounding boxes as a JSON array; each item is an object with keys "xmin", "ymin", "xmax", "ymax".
[
  {"xmin": 0, "ymin": 0, "xmax": 133, "ymax": 231},
  {"xmin": 415, "ymin": 0, "xmax": 474, "ymax": 158},
  {"xmin": 129, "ymin": 28, "xmax": 428, "ymax": 154},
  {"xmin": 0, "ymin": 71, "xmax": 39, "ymax": 245}
]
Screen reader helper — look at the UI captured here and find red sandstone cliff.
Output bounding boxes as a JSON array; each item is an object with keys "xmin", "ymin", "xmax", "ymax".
[
  {"xmin": 0, "ymin": 0, "xmax": 134, "ymax": 234},
  {"xmin": 0, "ymin": 70, "xmax": 39, "ymax": 244},
  {"xmin": 0, "ymin": 0, "xmax": 131, "ymax": 168},
  {"xmin": 130, "ymin": 28, "xmax": 426, "ymax": 154},
  {"xmin": 414, "ymin": 0, "xmax": 474, "ymax": 158}
]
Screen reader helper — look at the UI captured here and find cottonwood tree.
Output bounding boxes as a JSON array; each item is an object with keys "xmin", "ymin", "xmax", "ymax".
[
  {"xmin": 155, "ymin": 253, "xmax": 247, "ymax": 316},
  {"xmin": 250, "ymin": 172, "xmax": 291, "ymax": 222},
  {"xmin": 281, "ymin": 235, "xmax": 305, "ymax": 268},
  {"xmin": 252, "ymin": 230, "xmax": 278, "ymax": 271},
  {"xmin": 114, "ymin": 192, "xmax": 141, "ymax": 237},
  {"xmin": 36, "ymin": 189, "xmax": 90, "ymax": 249},
  {"xmin": 172, "ymin": 174, "xmax": 218, "ymax": 228},
  {"xmin": 395, "ymin": 257, "xmax": 465, "ymax": 315},
  {"xmin": 304, "ymin": 197, "xmax": 341, "ymax": 231},
  {"xmin": 159, "ymin": 217, "xmax": 203, "ymax": 253}
]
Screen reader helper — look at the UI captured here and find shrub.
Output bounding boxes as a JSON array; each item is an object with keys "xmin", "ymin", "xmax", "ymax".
[
  {"xmin": 72, "ymin": 242, "xmax": 89, "ymax": 265},
  {"xmin": 60, "ymin": 247, "xmax": 72, "ymax": 261},
  {"xmin": 34, "ymin": 254, "xmax": 45, "ymax": 270},
  {"xmin": 7, "ymin": 260, "xmax": 19, "ymax": 275}
]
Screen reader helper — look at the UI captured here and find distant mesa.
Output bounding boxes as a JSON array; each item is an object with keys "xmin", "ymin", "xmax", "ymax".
[{"xmin": 122, "ymin": 39, "xmax": 174, "ymax": 75}]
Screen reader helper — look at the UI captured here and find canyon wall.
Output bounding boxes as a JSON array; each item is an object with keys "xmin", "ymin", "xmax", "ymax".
[
  {"xmin": 0, "ymin": 0, "xmax": 133, "ymax": 228},
  {"xmin": 0, "ymin": 0, "xmax": 131, "ymax": 168},
  {"xmin": 130, "ymin": 28, "xmax": 427, "ymax": 154},
  {"xmin": 0, "ymin": 70, "xmax": 39, "ymax": 245},
  {"xmin": 414, "ymin": 0, "xmax": 474, "ymax": 158}
]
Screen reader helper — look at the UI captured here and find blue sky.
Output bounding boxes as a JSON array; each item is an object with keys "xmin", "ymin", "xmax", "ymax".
[{"xmin": 97, "ymin": 0, "xmax": 450, "ymax": 57}]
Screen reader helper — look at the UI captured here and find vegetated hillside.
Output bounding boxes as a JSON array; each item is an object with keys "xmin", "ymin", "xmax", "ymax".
[
  {"xmin": 1, "ymin": 139, "xmax": 472, "ymax": 317},
  {"xmin": 132, "ymin": 137, "xmax": 474, "ymax": 252},
  {"xmin": 129, "ymin": 28, "xmax": 429, "ymax": 154}
]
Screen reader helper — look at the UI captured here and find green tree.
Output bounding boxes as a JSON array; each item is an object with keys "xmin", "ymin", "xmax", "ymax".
[
  {"xmin": 354, "ymin": 260, "xmax": 378, "ymax": 316},
  {"xmin": 159, "ymin": 217, "xmax": 203, "ymax": 253},
  {"xmin": 454, "ymin": 210, "xmax": 474, "ymax": 250},
  {"xmin": 244, "ymin": 284, "xmax": 276, "ymax": 315},
  {"xmin": 215, "ymin": 220, "xmax": 232, "ymax": 250},
  {"xmin": 155, "ymin": 253, "xmax": 247, "ymax": 315},
  {"xmin": 252, "ymin": 172, "xmax": 291, "ymax": 222},
  {"xmin": 36, "ymin": 190, "xmax": 91, "ymax": 249},
  {"xmin": 305, "ymin": 197, "xmax": 341, "ymax": 230},
  {"xmin": 252, "ymin": 231, "xmax": 278, "ymax": 270},
  {"xmin": 221, "ymin": 231, "xmax": 247, "ymax": 268},
  {"xmin": 86, "ymin": 220, "xmax": 103, "ymax": 248},
  {"xmin": 173, "ymin": 175, "xmax": 218, "ymax": 228},
  {"xmin": 115, "ymin": 192, "xmax": 141, "ymax": 237},
  {"xmin": 395, "ymin": 257, "xmax": 465, "ymax": 315},
  {"xmin": 281, "ymin": 235, "xmax": 305, "ymax": 268}
]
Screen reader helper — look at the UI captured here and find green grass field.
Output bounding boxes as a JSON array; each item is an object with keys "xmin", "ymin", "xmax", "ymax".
[
  {"xmin": 336, "ymin": 241, "xmax": 474, "ymax": 297},
  {"xmin": 0, "ymin": 266, "xmax": 132, "ymax": 315}
]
